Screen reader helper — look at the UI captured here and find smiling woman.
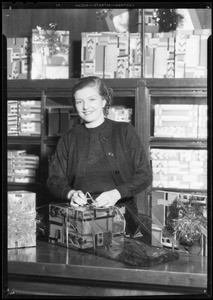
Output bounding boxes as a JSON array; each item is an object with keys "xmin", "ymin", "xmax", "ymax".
[
  {"xmin": 47, "ymin": 76, "xmax": 152, "ymax": 236},
  {"xmin": 74, "ymin": 86, "xmax": 106, "ymax": 128}
]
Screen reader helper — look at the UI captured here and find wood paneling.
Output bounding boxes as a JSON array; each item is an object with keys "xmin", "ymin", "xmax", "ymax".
[{"xmin": 2, "ymin": 8, "xmax": 105, "ymax": 37}]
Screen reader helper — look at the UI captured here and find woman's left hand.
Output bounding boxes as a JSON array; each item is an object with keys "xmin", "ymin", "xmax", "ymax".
[{"xmin": 94, "ymin": 189, "xmax": 121, "ymax": 208}]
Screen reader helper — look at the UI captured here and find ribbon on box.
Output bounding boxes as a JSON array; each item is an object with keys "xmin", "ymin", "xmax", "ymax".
[{"xmin": 64, "ymin": 192, "xmax": 126, "ymax": 251}]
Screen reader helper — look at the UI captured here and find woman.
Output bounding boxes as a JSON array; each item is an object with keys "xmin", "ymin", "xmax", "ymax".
[{"xmin": 47, "ymin": 76, "xmax": 152, "ymax": 235}]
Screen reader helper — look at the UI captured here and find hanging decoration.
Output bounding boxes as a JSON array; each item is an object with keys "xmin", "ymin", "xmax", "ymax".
[
  {"xmin": 153, "ymin": 9, "xmax": 184, "ymax": 32},
  {"xmin": 96, "ymin": 9, "xmax": 111, "ymax": 20}
]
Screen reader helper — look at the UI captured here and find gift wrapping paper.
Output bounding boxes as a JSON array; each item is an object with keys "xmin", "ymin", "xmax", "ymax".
[
  {"xmin": 49, "ymin": 203, "xmax": 125, "ymax": 250},
  {"xmin": 8, "ymin": 191, "xmax": 36, "ymax": 249},
  {"xmin": 81, "ymin": 32, "xmax": 142, "ymax": 78},
  {"xmin": 145, "ymin": 29, "xmax": 211, "ymax": 78},
  {"xmin": 7, "ymin": 37, "xmax": 30, "ymax": 79}
]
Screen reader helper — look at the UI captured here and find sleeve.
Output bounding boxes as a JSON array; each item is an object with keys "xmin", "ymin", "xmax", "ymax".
[
  {"xmin": 116, "ymin": 123, "xmax": 152, "ymax": 198},
  {"xmin": 46, "ymin": 132, "xmax": 72, "ymax": 200}
]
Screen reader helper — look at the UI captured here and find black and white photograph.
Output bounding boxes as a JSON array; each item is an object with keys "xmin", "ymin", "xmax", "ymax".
[{"xmin": 2, "ymin": 2, "xmax": 212, "ymax": 298}]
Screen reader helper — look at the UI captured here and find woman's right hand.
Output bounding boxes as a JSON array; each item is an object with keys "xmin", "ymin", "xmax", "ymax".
[{"xmin": 67, "ymin": 190, "xmax": 87, "ymax": 207}]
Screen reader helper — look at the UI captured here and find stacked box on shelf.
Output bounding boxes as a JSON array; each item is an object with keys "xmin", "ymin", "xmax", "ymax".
[
  {"xmin": 19, "ymin": 101, "xmax": 41, "ymax": 135},
  {"xmin": 151, "ymin": 190, "xmax": 207, "ymax": 256},
  {"xmin": 31, "ymin": 29, "xmax": 70, "ymax": 79},
  {"xmin": 145, "ymin": 29, "xmax": 211, "ymax": 78},
  {"xmin": 150, "ymin": 149, "xmax": 207, "ymax": 190},
  {"xmin": 49, "ymin": 203, "xmax": 125, "ymax": 250},
  {"xmin": 154, "ymin": 104, "xmax": 207, "ymax": 138},
  {"xmin": 8, "ymin": 191, "xmax": 36, "ymax": 248},
  {"xmin": 7, "ymin": 101, "xmax": 19, "ymax": 136},
  {"xmin": 154, "ymin": 104, "xmax": 199, "ymax": 138},
  {"xmin": 7, "ymin": 37, "xmax": 30, "ymax": 79},
  {"xmin": 81, "ymin": 32, "xmax": 142, "ymax": 78},
  {"xmin": 198, "ymin": 105, "xmax": 208, "ymax": 139},
  {"xmin": 129, "ymin": 33, "xmax": 142, "ymax": 78},
  {"xmin": 7, "ymin": 100, "xmax": 41, "ymax": 136},
  {"xmin": 8, "ymin": 150, "xmax": 39, "ymax": 183},
  {"xmin": 107, "ymin": 106, "xmax": 132, "ymax": 123},
  {"xmin": 7, "ymin": 150, "xmax": 26, "ymax": 182}
]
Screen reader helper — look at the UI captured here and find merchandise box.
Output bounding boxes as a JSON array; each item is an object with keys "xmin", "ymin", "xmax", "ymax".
[
  {"xmin": 8, "ymin": 191, "xmax": 36, "ymax": 249},
  {"xmin": 31, "ymin": 29, "xmax": 70, "ymax": 79},
  {"xmin": 145, "ymin": 29, "xmax": 211, "ymax": 78},
  {"xmin": 7, "ymin": 37, "xmax": 30, "ymax": 79},
  {"xmin": 49, "ymin": 203, "xmax": 125, "ymax": 250},
  {"xmin": 150, "ymin": 148, "xmax": 207, "ymax": 190},
  {"xmin": 81, "ymin": 32, "xmax": 142, "ymax": 78}
]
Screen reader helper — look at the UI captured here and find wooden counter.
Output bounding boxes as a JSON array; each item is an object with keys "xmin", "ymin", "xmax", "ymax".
[{"xmin": 6, "ymin": 241, "xmax": 208, "ymax": 297}]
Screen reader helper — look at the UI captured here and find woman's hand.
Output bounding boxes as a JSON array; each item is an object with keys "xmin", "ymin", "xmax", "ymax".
[
  {"xmin": 67, "ymin": 190, "xmax": 87, "ymax": 207},
  {"xmin": 94, "ymin": 189, "xmax": 121, "ymax": 208}
]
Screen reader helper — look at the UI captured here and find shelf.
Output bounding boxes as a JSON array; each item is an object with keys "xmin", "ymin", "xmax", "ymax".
[
  {"xmin": 8, "ymin": 136, "xmax": 41, "ymax": 145},
  {"xmin": 150, "ymin": 137, "xmax": 207, "ymax": 149},
  {"xmin": 7, "ymin": 182, "xmax": 40, "ymax": 191},
  {"xmin": 151, "ymin": 187, "xmax": 207, "ymax": 194},
  {"xmin": 145, "ymin": 78, "xmax": 207, "ymax": 90}
]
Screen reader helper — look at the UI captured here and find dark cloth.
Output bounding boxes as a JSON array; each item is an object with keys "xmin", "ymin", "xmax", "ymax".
[
  {"xmin": 47, "ymin": 118, "xmax": 152, "ymax": 222},
  {"xmin": 79, "ymin": 122, "xmax": 117, "ymax": 194}
]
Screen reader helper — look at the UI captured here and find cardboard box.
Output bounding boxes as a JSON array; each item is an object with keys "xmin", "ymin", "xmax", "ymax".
[
  {"xmin": 49, "ymin": 203, "xmax": 125, "ymax": 250},
  {"xmin": 8, "ymin": 191, "xmax": 36, "ymax": 249}
]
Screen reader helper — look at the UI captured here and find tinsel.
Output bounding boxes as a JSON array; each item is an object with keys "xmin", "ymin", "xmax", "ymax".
[
  {"xmin": 96, "ymin": 9, "xmax": 112, "ymax": 20},
  {"xmin": 34, "ymin": 23, "xmax": 70, "ymax": 56},
  {"xmin": 8, "ymin": 197, "xmax": 46, "ymax": 247},
  {"xmin": 164, "ymin": 194, "xmax": 207, "ymax": 246},
  {"xmin": 8, "ymin": 198, "xmax": 36, "ymax": 246}
]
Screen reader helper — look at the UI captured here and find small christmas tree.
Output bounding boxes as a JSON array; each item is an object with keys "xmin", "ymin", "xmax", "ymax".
[{"xmin": 154, "ymin": 9, "xmax": 184, "ymax": 32}]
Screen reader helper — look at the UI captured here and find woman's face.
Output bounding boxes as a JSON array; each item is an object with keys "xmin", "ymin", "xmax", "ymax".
[{"xmin": 74, "ymin": 85, "xmax": 106, "ymax": 128}]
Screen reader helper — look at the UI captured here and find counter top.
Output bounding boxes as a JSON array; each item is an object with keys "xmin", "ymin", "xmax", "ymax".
[{"xmin": 7, "ymin": 241, "xmax": 208, "ymax": 296}]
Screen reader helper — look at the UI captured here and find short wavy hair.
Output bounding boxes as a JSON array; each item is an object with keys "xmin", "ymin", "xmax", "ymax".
[{"xmin": 71, "ymin": 76, "xmax": 113, "ymax": 116}]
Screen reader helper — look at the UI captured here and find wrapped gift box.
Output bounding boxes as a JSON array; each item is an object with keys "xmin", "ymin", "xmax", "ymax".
[
  {"xmin": 8, "ymin": 191, "xmax": 36, "ymax": 249},
  {"xmin": 145, "ymin": 29, "xmax": 210, "ymax": 78},
  {"xmin": 49, "ymin": 203, "xmax": 125, "ymax": 250},
  {"xmin": 31, "ymin": 29, "xmax": 70, "ymax": 79},
  {"xmin": 7, "ymin": 37, "xmax": 30, "ymax": 79},
  {"xmin": 81, "ymin": 32, "xmax": 142, "ymax": 78}
]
